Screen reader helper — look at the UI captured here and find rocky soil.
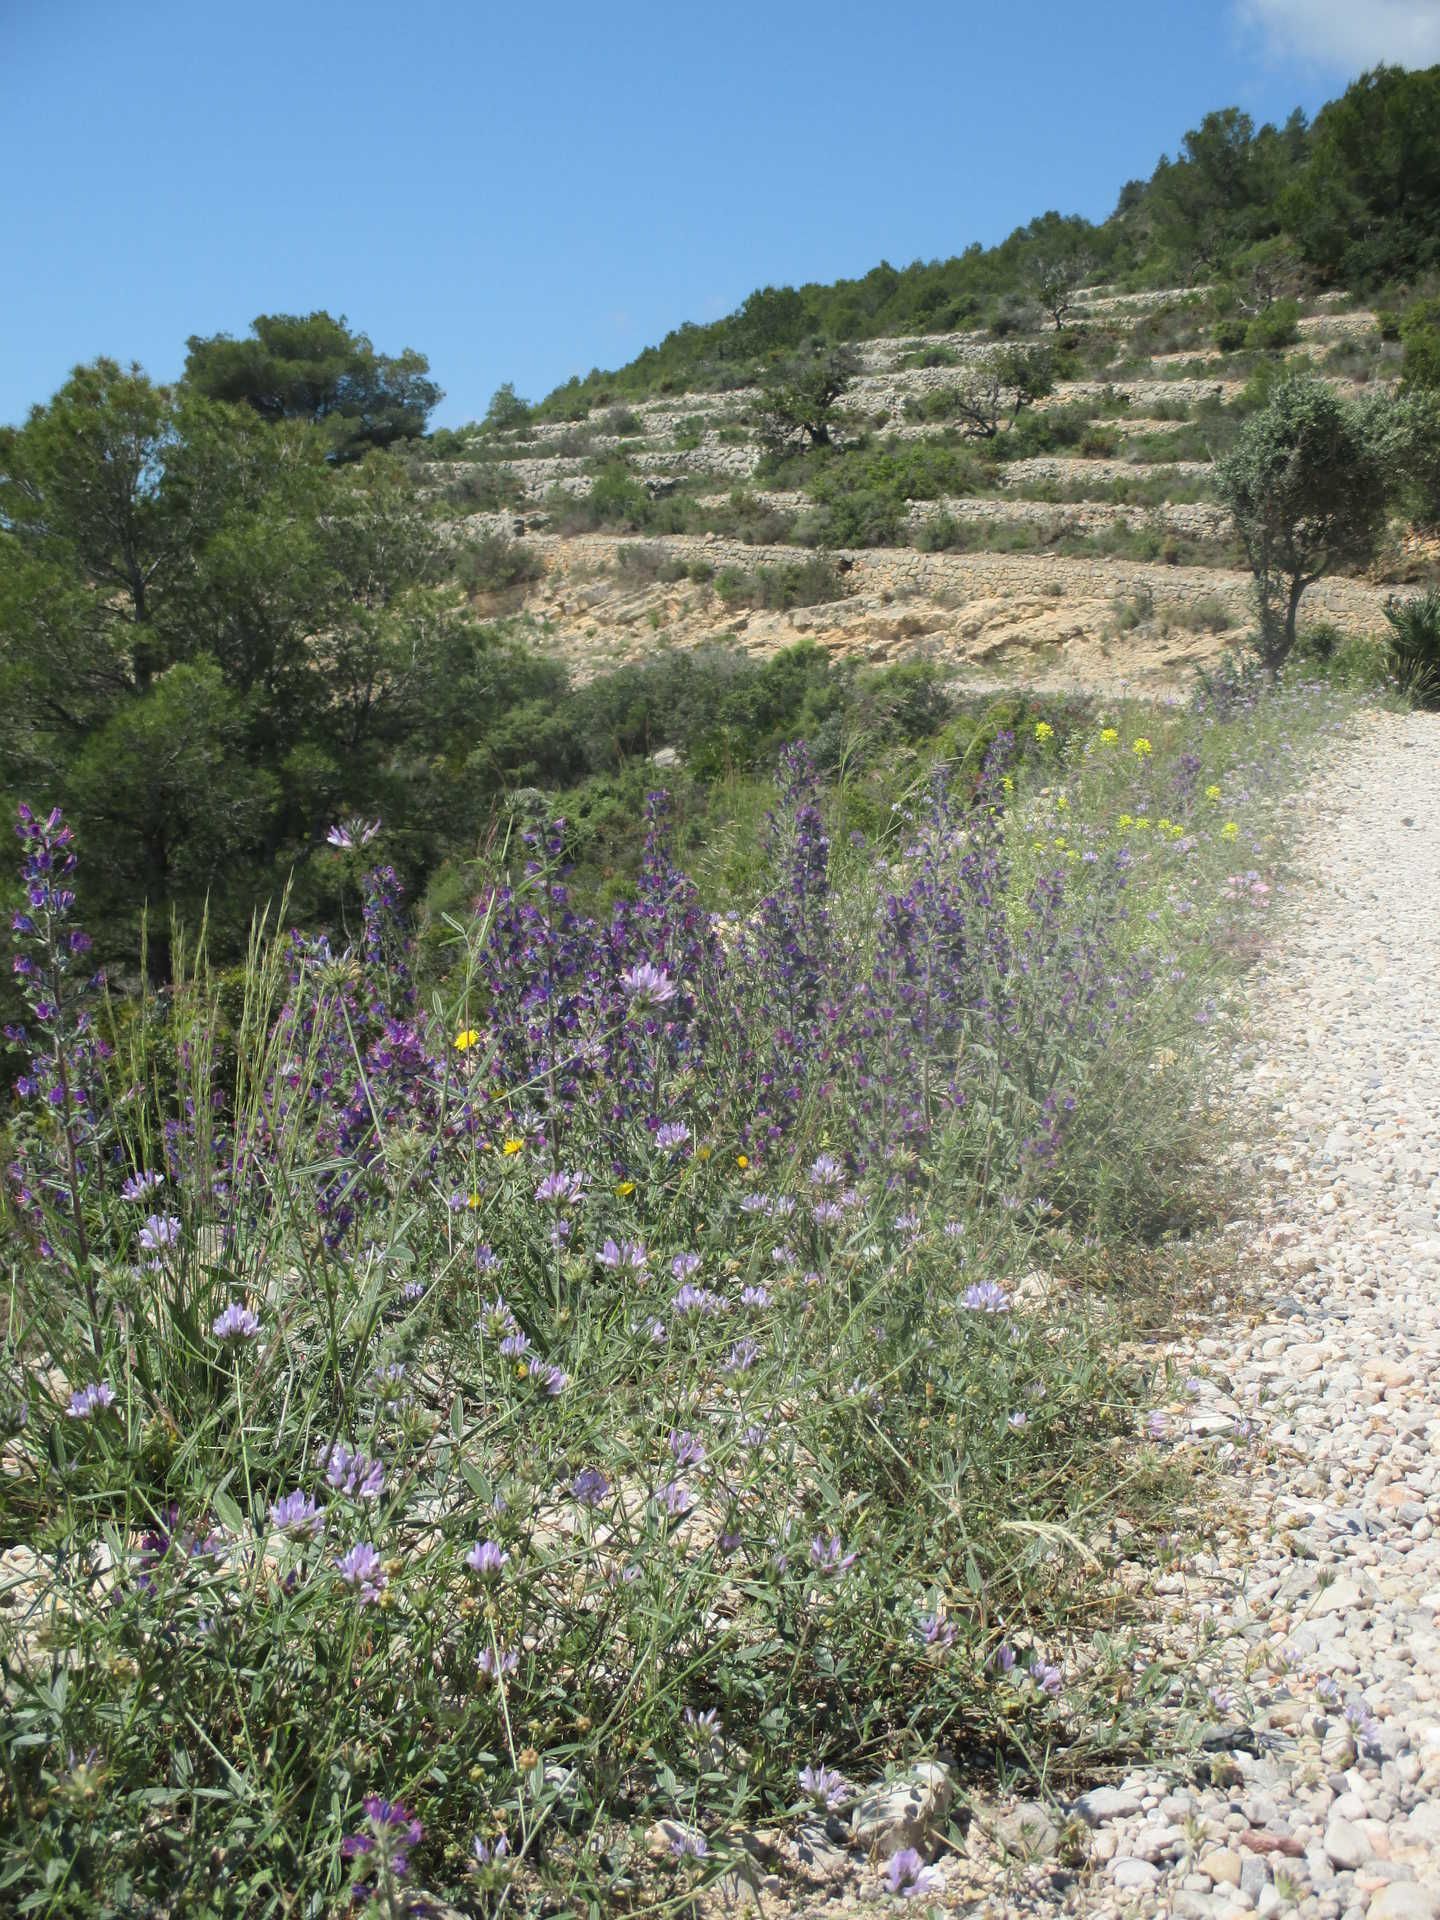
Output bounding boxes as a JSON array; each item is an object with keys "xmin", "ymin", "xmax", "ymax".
[{"xmin": 743, "ymin": 708, "xmax": 1440, "ymax": 1916}]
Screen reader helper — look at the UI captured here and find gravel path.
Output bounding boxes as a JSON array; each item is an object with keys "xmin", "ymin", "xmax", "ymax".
[
  {"xmin": 1070, "ymin": 706, "xmax": 1440, "ymax": 1920},
  {"xmin": 763, "ymin": 708, "xmax": 1440, "ymax": 1918}
]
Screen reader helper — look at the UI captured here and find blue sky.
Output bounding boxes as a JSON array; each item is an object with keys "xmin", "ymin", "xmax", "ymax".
[{"xmin": 3, "ymin": 0, "xmax": 1438, "ymax": 428}]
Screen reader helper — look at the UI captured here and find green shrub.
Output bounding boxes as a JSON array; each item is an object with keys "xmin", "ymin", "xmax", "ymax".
[
  {"xmin": 1212, "ymin": 316, "xmax": 1248, "ymax": 353},
  {"xmin": 714, "ymin": 555, "xmax": 848, "ymax": 610},
  {"xmin": 453, "ymin": 534, "xmax": 544, "ymax": 594},
  {"xmin": 441, "ymin": 465, "xmax": 525, "ymax": 512},
  {"xmin": 1400, "ymin": 299, "xmax": 1440, "ymax": 390},
  {"xmin": 1245, "ymin": 300, "xmax": 1301, "ymax": 351}
]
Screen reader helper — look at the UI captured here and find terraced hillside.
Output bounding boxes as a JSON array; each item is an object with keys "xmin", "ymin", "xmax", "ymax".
[{"xmin": 430, "ymin": 286, "xmax": 1429, "ymax": 691}]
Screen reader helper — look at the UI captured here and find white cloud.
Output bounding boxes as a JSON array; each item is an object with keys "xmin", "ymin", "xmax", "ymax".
[{"xmin": 1238, "ymin": 0, "xmax": 1440, "ymax": 70}]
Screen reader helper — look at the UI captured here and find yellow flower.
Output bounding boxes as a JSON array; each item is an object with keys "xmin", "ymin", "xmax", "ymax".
[
  {"xmin": 501, "ymin": 1138, "xmax": 524, "ymax": 1156},
  {"xmin": 466, "ymin": 1193, "xmax": 482, "ymax": 1210},
  {"xmin": 1205, "ymin": 784, "xmax": 1222, "ymax": 801},
  {"xmin": 1156, "ymin": 817, "xmax": 1172, "ymax": 831},
  {"xmin": 1002, "ymin": 775, "xmax": 1014, "ymax": 793},
  {"xmin": 1221, "ymin": 820, "xmax": 1239, "ymax": 841},
  {"xmin": 1132, "ymin": 737, "xmax": 1153, "ymax": 758},
  {"xmin": 615, "ymin": 1179, "xmax": 636, "ymax": 1197},
  {"xmin": 1134, "ymin": 817, "xmax": 1151, "ymax": 831},
  {"xmin": 1053, "ymin": 837, "xmax": 1068, "ymax": 850},
  {"xmin": 454, "ymin": 1028, "xmax": 480, "ymax": 1051},
  {"xmin": 696, "ymin": 1145, "xmax": 712, "ymax": 1162},
  {"xmin": 1056, "ymin": 793, "xmax": 1068, "ymax": 811},
  {"xmin": 1034, "ymin": 721, "xmax": 1054, "ymax": 742},
  {"xmin": 1117, "ymin": 813, "xmax": 1134, "ymax": 829},
  {"xmin": 736, "ymin": 1154, "xmax": 749, "ymax": 1170},
  {"xmin": 1099, "ymin": 727, "xmax": 1119, "ymax": 746}
]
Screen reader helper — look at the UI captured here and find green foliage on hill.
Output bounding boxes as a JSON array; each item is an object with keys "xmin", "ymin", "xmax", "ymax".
[{"xmin": 519, "ymin": 66, "xmax": 1440, "ymax": 417}]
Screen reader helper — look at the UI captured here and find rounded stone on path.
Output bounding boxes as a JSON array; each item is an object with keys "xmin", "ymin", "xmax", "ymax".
[
  {"xmin": 990, "ymin": 1800, "xmax": 1061, "ymax": 1859},
  {"xmin": 850, "ymin": 1761, "xmax": 954, "ymax": 1859},
  {"xmin": 1077, "ymin": 1784, "xmax": 1145, "ymax": 1824},
  {"xmin": 1326, "ymin": 1816, "xmax": 1372, "ymax": 1869},
  {"xmin": 1367, "ymin": 1887, "xmax": 1440, "ymax": 1920},
  {"xmin": 1200, "ymin": 1847, "xmax": 1245, "ymax": 1886},
  {"xmin": 1111, "ymin": 1857, "xmax": 1163, "ymax": 1889}
]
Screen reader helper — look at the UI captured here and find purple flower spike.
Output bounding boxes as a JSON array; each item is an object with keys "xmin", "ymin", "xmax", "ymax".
[
  {"xmin": 476, "ymin": 1645, "xmax": 519, "ymax": 1682},
  {"xmin": 326, "ymin": 1443, "xmax": 385, "ymax": 1500},
  {"xmin": 571, "ymin": 1466, "xmax": 610, "ymax": 1508}
]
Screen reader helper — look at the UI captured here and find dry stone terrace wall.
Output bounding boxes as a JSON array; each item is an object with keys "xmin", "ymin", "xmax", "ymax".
[
  {"xmin": 685, "ymin": 488, "xmax": 1231, "ymax": 541},
  {"xmin": 999, "ymin": 455, "xmax": 1213, "ymax": 488},
  {"xmin": 466, "ymin": 523, "xmax": 1392, "ymax": 637}
]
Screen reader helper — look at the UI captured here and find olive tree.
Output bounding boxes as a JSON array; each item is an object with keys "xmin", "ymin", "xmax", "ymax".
[
  {"xmin": 754, "ymin": 347, "xmax": 860, "ymax": 454},
  {"xmin": 1215, "ymin": 375, "xmax": 1389, "ymax": 675},
  {"xmin": 949, "ymin": 345, "xmax": 1056, "ymax": 438}
]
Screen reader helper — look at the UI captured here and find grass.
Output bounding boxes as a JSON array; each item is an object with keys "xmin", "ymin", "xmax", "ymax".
[{"xmin": 0, "ymin": 675, "xmax": 1350, "ymax": 1915}]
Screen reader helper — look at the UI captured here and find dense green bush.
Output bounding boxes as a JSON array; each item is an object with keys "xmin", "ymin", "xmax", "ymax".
[
  {"xmin": 714, "ymin": 556, "xmax": 848, "ymax": 610},
  {"xmin": 1400, "ymin": 297, "xmax": 1440, "ymax": 390},
  {"xmin": 1244, "ymin": 299, "xmax": 1301, "ymax": 350},
  {"xmin": 453, "ymin": 534, "xmax": 544, "ymax": 594}
]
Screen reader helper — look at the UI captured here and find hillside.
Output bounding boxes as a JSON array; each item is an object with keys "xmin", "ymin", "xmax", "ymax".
[{"xmin": 433, "ymin": 283, "xmax": 1422, "ymax": 693}]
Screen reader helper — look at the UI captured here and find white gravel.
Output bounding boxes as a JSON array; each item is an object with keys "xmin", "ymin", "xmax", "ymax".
[
  {"xmin": 1071, "ymin": 706, "xmax": 1440, "ymax": 1919},
  {"xmin": 768, "ymin": 708, "xmax": 1440, "ymax": 1918}
]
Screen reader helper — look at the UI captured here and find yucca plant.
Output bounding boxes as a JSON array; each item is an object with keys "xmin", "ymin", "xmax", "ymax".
[{"xmin": 1383, "ymin": 589, "xmax": 1440, "ymax": 708}]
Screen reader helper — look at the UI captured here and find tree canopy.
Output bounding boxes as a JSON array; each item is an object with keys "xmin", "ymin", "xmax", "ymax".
[{"xmin": 183, "ymin": 311, "xmax": 442, "ymax": 459}]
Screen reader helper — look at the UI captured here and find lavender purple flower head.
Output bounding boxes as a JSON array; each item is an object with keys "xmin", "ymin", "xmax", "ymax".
[
  {"xmin": 336, "ymin": 1541, "xmax": 387, "ymax": 1604},
  {"xmin": 799, "ymin": 1763, "xmax": 850, "ymax": 1811},
  {"xmin": 211, "ymin": 1301, "xmax": 261, "ymax": 1343},
  {"xmin": 66, "ymin": 1381, "xmax": 115, "ymax": 1419},
  {"xmin": 886, "ymin": 1848, "xmax": 942, "ymax": 1898}
]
